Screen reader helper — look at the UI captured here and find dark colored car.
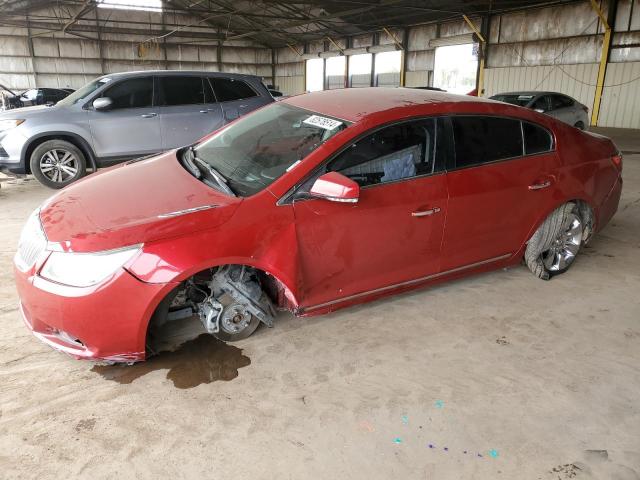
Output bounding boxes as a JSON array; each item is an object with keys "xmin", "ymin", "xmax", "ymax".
[{"xmin": 1, "ymin": 87, "xmax": 73, "ymax": 109}]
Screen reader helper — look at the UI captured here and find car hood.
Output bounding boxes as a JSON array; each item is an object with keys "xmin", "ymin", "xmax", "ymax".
[
  {"xmin": 39, "ymin": 150, "xmax": 242, "ymax": 252},
  {"xmin": 0, "ymin": 104, "xmax": 61, "ymax": 118}
]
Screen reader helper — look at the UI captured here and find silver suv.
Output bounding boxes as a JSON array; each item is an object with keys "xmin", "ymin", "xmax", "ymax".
[{"xmin": 0, "ymin": 70, "xmax": 274, "ymax": 188}]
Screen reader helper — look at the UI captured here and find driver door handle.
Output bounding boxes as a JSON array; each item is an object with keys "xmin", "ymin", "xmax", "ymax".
[
  {"xmin": 528, "ymin": 180, "xmax": 552, "ymax": 190},
  {"xmin": 412, "ymin": 207, "xmax": 441, "ymax": 217},
  {"xmin": 140, "ymin": 113, "xmax": 157, "ymax": 118}
]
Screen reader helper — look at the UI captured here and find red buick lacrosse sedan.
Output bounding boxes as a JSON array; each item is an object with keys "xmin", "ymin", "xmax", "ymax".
[{"xmin": 14, "ymin": 88, "xmax": 622, "ymax": 363}]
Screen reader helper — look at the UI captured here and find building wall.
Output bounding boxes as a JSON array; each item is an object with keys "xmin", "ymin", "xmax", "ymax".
[
  {"xmin": 484, "ymin": 0, "xmax": 640, "ymax": 128},
  {"xmin": 0, "ymin": 6, "xmax": 273, "ymax": 92}
]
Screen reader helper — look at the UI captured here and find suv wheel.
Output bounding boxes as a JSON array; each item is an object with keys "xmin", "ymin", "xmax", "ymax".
[{"xmin": 30, "ymin": 140, "xmax": 86, "ymax": 189}]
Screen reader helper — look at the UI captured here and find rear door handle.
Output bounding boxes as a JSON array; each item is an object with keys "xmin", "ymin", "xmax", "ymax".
[
  {"xmin": 528, "ymin": 180, "xmax": 552, "ymax": 190},
  {"xmin": 199, "ymin": 110, "xmax": 208, "ymax": 113},
  {"xmin": 140, "ymin": 113, "xmax": 157, "ymax": 118},
  {"xmin": 412, "ymin": 207, "xmax": 441, "ymax": 217}
]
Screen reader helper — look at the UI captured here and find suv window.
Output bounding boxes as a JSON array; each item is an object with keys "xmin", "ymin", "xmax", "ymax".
[
  {"xmin": 328, "ymin": 119, "xmax": 438, "ymax": 187},
  {"xmin": 210, "ymin": 78, "xmax": 257, "ymax": 102},
  {"xmin": 157, "ymin": 76, "xmax": 204, "ymax": 106},
  {"xmin": 451, "ymin": 116, "xmax": 523, "ymax": 168},
  {"xmin": 523, "ymin": 122, "xmax": 553, "ymax": 155},
  {"xmin": 101, "ymin": 77, "xmax": 153, "ymax": 110}
]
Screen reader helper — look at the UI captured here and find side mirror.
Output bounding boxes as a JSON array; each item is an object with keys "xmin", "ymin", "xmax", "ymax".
[
  {"xmin": 93, "ymin": 97, "xmax": 113, "ymax": 111},
  {"xmin": 309, "ymin": 172, "xmax": 359, "ymax": 203}
]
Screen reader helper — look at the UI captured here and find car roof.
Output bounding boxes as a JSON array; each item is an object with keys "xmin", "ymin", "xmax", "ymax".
[
  {"xmin": 282, "ymin": 87, "xmax": 496, "ymax": 123},
  {"xmin": 101, "ymin": 70, "xmax": 261, "ymax": 80},
  {"xmin": 491, "ymin": 91, "xmax": 569, "ymax": 97}
]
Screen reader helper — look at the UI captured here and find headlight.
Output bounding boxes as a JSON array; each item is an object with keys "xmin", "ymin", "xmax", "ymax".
[
  {"xmin": 14, "ymin": 208, "xmax": 47, "ymax": 272},
  {"xmin": 0, "ymin": 119, "xmax": 25, "ymax": 132},
  {"xmin": 40, "ymin": 244, "xmax": 142, "ymax": 287}
]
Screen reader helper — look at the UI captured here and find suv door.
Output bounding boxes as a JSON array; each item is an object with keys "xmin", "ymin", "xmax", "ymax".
[
  {"xmin": 292, "ymin": 118, "xmax": 448, "ymax": 310},
  {"xmin": 156, "ymin": 75, "xmax": 224, "ymax": 150},
  {"xmin": 441, "ymin": 115, "xmax": 560, "ymax": 271},
  {"xmin": 87, "ymin": 76, "xmax": 161, "ymax": 161},
  {"xmin": 210, "ymin": 77, "xmax": 264, "ymax": 122}
]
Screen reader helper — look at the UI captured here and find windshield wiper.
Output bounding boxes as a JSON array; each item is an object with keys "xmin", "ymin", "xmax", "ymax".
[{"xmin": 189, "ymin": 147, "xmax": 236, "ymax": 197}]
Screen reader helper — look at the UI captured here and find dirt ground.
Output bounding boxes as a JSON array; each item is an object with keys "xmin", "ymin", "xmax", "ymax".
[{"xmin": 1, "ymin": 129, "xmax": 639, "ymax": 480}]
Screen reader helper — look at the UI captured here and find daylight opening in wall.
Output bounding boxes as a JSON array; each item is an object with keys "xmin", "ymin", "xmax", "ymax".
[
  {"xmin": 326, "ymin": 56, "xmax": 346, "ymax": 89},
  {"xmin": 433, "ymin": 44, "xmax": 478, "ymax": 94},
  {"xmin": 349, "ymin": 53, "xmax": 372, "ymax": 88},
  {"xmin": 98, "ymin": 0, "xmax": 162, "ymax": 11},
  {"xmin": 306, "ymin": 58, "xmax": 324, "ymax": 92},
  {"xmin": 374, "ymin": 50, "xmax": 401, "ymax": 87}
]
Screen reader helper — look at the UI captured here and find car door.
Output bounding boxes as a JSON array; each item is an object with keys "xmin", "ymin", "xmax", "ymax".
[
  {"xmin": 441, "ymin": 115, "xmax": 560, "ymax": 272},
  {"xmin": 87, "ymin": 76, "xmax": 161, "ymax": 161},
  {"xmin": 210, "ymin": 77, "xmax": 265, "ymax": 122},
  {"xmin": 156, "ymin": 75, "xmax": 224, "ymax": 150},
  {"xmin": 292, "ymin": 118, "xmax": 448, "ymax": 310}
]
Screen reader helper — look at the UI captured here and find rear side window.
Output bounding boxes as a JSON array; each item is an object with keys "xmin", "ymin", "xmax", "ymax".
[
  {"xmin": 523, "ymin": 122, "xmax": 553, "ymax": 155},
  {"xmin": 329, "ymin": 119, "xmax": 439, "ymax": 187},
  {"xmin": 211, "ymin": 78, "xmax": 257, "ymax": 102},
  {"xmin": 451, "ymin": 116, "xmax": 523, "ymax": 168},
  {"xmin": 102, "ymin": 77, "xmax": 153, "ymax": 110},
  {"xmin": 157, "ymin": 76, "xmax": 204, "ymax": 106},
  {"xmin": 551, "ymin": 95, "xmax": 574, "ymax": 109}
]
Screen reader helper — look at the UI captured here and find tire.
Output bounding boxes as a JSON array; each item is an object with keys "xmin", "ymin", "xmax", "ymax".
[
  {"xmin": 525, "ymin": 202, "xmax": 584, "ymax": 280},
  {"xmin": 30, "ymin": 139, "xmax": 87, "ymax": 189}
]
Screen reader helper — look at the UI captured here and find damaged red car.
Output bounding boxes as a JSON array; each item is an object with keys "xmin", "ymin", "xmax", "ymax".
[{"xmin": 14, "ymin": 88, "xmax": 622, "ymax": 363}]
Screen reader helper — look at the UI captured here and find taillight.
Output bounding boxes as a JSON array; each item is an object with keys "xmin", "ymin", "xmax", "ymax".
[
  {"xmin": 581, "ymin": 104, "xmax": 589, "ymax": 113},
  {"xmin": 611, "ymin": 153, "xmax": 623, "ymax": 172}
]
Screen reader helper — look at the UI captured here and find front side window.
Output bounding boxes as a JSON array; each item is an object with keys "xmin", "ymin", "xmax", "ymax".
[
  {"xmin": 101, "ymin": 77, "xmax": 153, "ymax": 110},
  {"xmin": 157, "ymin": 76, "xmax": 204, "ymax": 106},
  {"xmin": 523, "ymin": 122, "xmax": 553, "ymax": 155},
  {"xmin": 451, "ymin": 116, "xmax": 523, "ymax": 169},
  {"xmin": 191, "ymin": 103, "xmax": 348, "ymax": 196},
  {"xmin": 210, "ymin": 78, "xmax": 257, "ymax": 102},
  {"xmin": 328, "ymin": 119, "xmax": 438, "ymax": 187}
]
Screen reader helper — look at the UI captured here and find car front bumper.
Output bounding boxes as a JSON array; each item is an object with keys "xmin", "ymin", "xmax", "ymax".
[
  {"xmin": 0, "ymin": 128, "xmax": 28, "ymax": 174},
  {"xmin": 15, "ymin": 263, "xmax": 175, "ymax": 363}
]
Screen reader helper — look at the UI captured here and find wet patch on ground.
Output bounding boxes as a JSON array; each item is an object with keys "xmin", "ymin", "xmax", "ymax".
[{"xmin": 91, "ymin": 334, "xmax": 250, "ymax": 389}]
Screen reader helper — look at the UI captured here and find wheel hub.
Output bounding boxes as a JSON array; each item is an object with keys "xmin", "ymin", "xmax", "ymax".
[
  {"xmin": 220, "ymin": 304, "xmax": 252, "ymax": 334},
  {"xmin": 40, "ymin": 149, "xmax": 78, "ymax": 183},
  {"xmin": 542, "ymin": 213, "xmax": 583, "ymax": 272}
]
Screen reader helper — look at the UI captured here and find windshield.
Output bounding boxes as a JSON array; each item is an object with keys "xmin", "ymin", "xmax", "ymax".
[
  {"xmin": 491, "ymin": 94, "xmax": 534, "ymax": 107},
  {"xmin": 192, "ymin": 103, "xmax": 349, "ymax": 196},
  {"xmin": 56, "ymin": 77, "xmax": 112, "ymax": 106}
]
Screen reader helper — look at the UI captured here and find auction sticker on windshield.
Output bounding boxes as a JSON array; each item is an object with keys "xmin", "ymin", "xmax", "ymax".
[{"xmin": 303, "ymin": 115, "xmax": 343, "ymax": 130}]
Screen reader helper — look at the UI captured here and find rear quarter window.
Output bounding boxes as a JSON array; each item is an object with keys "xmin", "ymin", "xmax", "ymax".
[
  {"xmin": 523, "ymin": 122, "xmax": 553, "ymax": 155},
  {"xmin": 210, "ymin": 78, "xmax": 258, "ymax": 102}
]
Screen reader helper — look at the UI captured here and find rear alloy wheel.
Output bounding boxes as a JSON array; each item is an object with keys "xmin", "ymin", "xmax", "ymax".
[
  {"xmin": 525, "ymin": 202, "xmax": 584, "ymax": 280},
  {"xmin": 30, "ymin": 140, "xmax": 86, "ymax": 189}
]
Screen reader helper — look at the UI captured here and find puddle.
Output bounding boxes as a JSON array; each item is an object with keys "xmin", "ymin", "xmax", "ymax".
[{"xmin": 91, "ymin": 334, "xmax": 251, "ymax": 389}]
